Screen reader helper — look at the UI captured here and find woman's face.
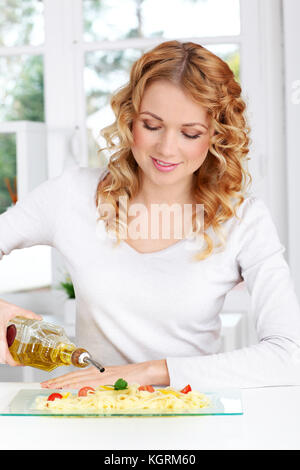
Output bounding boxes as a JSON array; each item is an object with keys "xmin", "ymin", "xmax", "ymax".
[{"xmin": 131, "ymin": 80, "xmax": 213, "ymax": 190}]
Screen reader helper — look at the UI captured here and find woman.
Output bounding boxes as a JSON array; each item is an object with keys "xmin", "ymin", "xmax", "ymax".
[{"xmin": 1, "ymin": 40, "xmax": 300, "ymax": 390}]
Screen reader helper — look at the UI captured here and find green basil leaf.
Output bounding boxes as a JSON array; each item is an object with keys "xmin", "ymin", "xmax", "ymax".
[{"xmin": 114, "ymin": 378, "xmax": 128, "ymax": 390}]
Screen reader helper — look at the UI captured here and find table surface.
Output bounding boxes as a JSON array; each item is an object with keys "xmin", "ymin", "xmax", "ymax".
[{"xmin": 0, "ymin": 382, "xmax": 299, "ymax": 450}]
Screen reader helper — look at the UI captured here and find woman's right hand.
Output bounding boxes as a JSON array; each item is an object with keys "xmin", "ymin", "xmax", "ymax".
[{"xmin": 0, "ymin": 298, "xmax": 42, "ymax": 366}]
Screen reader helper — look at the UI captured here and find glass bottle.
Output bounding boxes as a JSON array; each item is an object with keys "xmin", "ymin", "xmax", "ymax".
[{"xmin": 6, "ymin": 316, "xmax": 105, "ymax": 373}]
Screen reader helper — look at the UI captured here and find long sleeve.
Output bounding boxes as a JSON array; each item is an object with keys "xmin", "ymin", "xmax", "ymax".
[
  {"xmin": 0, "ymin": 168, "xmax": 73, "ymax": 260},
  {"xmin": 166, "ymin": 197, "xmax": 300, "ymax": 389}
]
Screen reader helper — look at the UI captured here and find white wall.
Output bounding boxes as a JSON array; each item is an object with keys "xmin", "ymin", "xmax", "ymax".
[{"xmin": 283, "ymin": 0, "xmax": 300, "ymax": 301}]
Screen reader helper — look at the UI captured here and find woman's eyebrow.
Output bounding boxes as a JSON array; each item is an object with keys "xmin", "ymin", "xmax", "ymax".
[{"xmin": 139, "ymin": 111, "xmax": 208, "ymax": 130}]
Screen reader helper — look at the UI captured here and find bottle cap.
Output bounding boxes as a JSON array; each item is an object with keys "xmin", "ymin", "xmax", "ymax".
[
  {"xmin": 71, "ymin": 347, "xmax": 105, "ymax": 372},
  {"xmin": 6, "ymin": 324, "xmax": 17, "ymax": 347},
  {"xmin": 71, "ymin": 348, "xmax": 90, "ymax": 367}
]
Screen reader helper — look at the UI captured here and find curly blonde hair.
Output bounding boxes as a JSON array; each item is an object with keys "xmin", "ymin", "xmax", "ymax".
[{"xmin": 95, "ymin": 40, "xmax": 252, "ymax": 261}]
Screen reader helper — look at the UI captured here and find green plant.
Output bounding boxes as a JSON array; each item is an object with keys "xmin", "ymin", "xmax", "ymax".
[{"xmin": 59, "ymin": 274, "xmax": 75, "ymax": 299}]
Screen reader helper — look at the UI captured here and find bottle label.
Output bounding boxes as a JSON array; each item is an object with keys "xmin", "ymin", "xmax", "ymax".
[{"xmin": 6, "ymin": 324, "xmax": 17, "ymax": 348}]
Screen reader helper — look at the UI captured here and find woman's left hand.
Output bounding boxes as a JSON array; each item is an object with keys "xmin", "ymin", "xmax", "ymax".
[{"xmin": 40, "ymin": 359, "xmax": 170, "ymax": 389}]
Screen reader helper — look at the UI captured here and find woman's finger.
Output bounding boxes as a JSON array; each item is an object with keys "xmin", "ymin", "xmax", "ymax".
[
  {"xmin": 19, "ymin": 311, "xmax": 43, "ymax": 321},
  {"xmin": 62, "ymin": 379, "xmax": 107, "ymax": 389},
  {"xmin": 41, "ymin": 367, "xmax": 120, "ymax": 389},
  {"xmin": 40, "ymin": 362, "xmax": 145, "ymax": 390},
  {"xmin": 41, "ymin": 366, "xmax": 95, "ymax": 382},
  {"xmin": 40, "ymin": 367, "xmax": 98, "ymax": 388},
  {"xmin": 5, "ymin": 350, "xmax": 22, "ymax": 367}
]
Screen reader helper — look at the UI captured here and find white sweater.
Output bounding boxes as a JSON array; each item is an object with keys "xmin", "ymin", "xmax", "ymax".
[{"xmin": 1, "ymin": 166, "xmax": 300, "ymax": 389}]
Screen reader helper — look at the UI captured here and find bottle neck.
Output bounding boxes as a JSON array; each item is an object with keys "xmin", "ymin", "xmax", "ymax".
[
  {"xmin": 71, "ymin": 348, "xmax": 90, "ymax": 368},
  {"xmin": 71, "ymin": 348, "xmax": 105, "ymax": 372}
]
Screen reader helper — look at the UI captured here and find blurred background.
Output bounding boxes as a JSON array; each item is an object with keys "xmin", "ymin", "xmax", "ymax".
[{"xmin": 0, "ymin": 0, "xmax": 299, "ymax": 382}]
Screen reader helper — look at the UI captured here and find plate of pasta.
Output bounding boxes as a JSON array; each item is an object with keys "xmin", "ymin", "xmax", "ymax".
[{"xmin": 5, "ymin": 379, "xmax": 243, "ymax": 417}]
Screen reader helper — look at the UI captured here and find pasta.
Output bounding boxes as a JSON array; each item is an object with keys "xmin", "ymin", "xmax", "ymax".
[{"xmin": 35, "ymin": 384, "xmax": 211, "ymax": 412}]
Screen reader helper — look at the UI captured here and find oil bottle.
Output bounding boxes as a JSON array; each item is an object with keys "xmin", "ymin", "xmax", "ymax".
[{"xmin": 6, "ymin": 316, "xmax": 105, "ymax": 373}]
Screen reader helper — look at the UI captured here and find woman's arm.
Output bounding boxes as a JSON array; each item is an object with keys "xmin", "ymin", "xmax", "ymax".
[
  {"xmin": 167, "ymin": 198, "xmax": 300, "ymax": 389},
  {"xmin": 40, "ymin": 359, "xmax": 170, "ymax": 389},
  {"xmin": 0, "ymin": 169, "xmax": 73, "ymax": 256}
]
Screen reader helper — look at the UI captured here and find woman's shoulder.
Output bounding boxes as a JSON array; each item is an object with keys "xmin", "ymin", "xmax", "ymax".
[
  {"xmin": 48, "ymin": 165, "xmax": 109, "ymax": 198},
  {"xmin": 230, "ymin": 194, "xmax": 282, "ymax": 250},
  {"xmin": 59, "ymin": 165, "xmax": 109, "ymax": 186},
  {"xmin": 218, "ymin": 194, "xmax": 274, "ymax": 246},
  {"xmin": 233, "ymin": 194, "xmax": 272, "ymax": 224},
  {"xmin": 24, "ymin": 165, "xmax": 110, "ymax": 210}
]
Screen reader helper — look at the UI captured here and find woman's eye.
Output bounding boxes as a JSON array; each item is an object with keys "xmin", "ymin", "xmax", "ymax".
[
  {"xmin": 183, "ymin": 133, "xmax": 202, "ymax": 140},
  {"xmin": 142, "ymin": 122, "xmax": 202, "ymax": 139},
  {"xmin": 143, "ymin": 122, "xmax": 158, "ymax": 131}
]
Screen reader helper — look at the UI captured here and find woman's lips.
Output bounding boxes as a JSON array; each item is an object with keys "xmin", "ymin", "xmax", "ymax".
[{"xmin": 151, "ymin": 157, "xmax": 181, "ymax": 172}]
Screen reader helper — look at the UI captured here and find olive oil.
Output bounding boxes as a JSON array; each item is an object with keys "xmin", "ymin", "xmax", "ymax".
[
  {"xmin": 6, "ymin": 316, "xmax": 105, "ymax": 373},
  {"xmin": 8, "ymin": 339, "xmax": 87, "ymax": 371}
]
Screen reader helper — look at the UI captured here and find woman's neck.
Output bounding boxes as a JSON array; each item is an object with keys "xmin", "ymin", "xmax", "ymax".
[{"xmin": 135, "ymin": 170, "xmax": 196, "ymax": 208}]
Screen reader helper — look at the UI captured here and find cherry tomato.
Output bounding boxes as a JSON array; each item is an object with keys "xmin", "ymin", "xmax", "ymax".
[
  {"xmin": 138, "ymin": 385, "xmax": 155, "ymax": 393},
  {"xmin": 78, "ymin": 386, "xmax": 95, "ymax": 397},
  {"xmin": 180, "ymin": 384, "xmax": 192, "ymax": 394},
  {"xmin": 47, "ymin": 393, "xmax": 63, "ymax": 401}
]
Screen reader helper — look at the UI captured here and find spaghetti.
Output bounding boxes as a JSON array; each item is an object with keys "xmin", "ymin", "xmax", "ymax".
[{"xmin": 35, "ymin": 384, "xmax": 211, "ymax": 412}]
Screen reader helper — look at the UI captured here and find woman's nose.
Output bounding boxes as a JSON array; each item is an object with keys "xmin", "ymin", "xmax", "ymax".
[{"xmin": 155, "ymin": 130, "xmax": 178, "ymax": 160}]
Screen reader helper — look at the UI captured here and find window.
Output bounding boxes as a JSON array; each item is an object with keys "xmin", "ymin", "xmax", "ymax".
[
  {"xmin": 0, "ymin": 0, "xmax": 45, "ymax": 215},
  {"xmin": 0, "ymin": 133, "xmax": 16, "ymax": 214},
  {"xmin": 0, "ymin": 0, "xmax": 49, "ymax": 294},
  {"xmin": 82, "ymin": 0, "xmax": 241, "ymax": 167}
]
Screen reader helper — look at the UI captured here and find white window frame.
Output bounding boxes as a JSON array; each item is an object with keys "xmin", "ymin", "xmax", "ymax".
[{"xmin": 0, "ymin": 121, "xmax": 47, "ymax": 199}]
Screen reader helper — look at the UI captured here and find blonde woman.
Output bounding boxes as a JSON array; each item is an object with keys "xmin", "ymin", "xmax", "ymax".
[{"xmin": 1, "ymin": 41, "xmax": 300, "ymax": 390}]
